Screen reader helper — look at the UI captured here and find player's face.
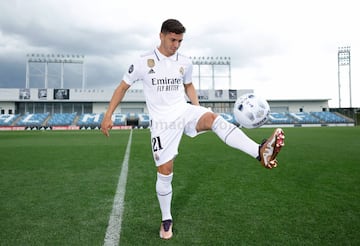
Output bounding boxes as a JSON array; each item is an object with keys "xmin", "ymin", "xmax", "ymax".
[{"xmin": 159, "ymin": 32, "xmax": 183, "ymax": 57}]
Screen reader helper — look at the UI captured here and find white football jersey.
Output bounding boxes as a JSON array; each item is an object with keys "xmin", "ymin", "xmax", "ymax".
[{"xmin": 123, "ymin": 48, "xmax": 193, "ymax": 121}]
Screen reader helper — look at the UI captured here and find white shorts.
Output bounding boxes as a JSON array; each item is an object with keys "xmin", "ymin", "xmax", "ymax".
[{"xmin": 149, "ymin": 104, "xmax": 211, "ymax": 166}]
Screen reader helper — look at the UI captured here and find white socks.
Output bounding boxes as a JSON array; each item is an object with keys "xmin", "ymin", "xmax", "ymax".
[
  {"xmin": 156, "ymin": 172, "xmax": 173, "ymax": 221},
  {"xmin": 211, "ymin": 116, "xmax": 259, "ymax": 158}
]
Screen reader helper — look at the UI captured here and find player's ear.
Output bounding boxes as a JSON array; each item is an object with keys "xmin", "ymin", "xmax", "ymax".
[{"xmin": 159, "ymin": 32, "xmax": 164, "ymax": 41}]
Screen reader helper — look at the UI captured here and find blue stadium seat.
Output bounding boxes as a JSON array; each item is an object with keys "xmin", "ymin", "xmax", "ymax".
[
  {"xmin": 290, "ymin": 112, "xmax": 321, "ymax": 124},
  {"xmin": 77, "ymin": 113, "xmax": 104, "ymax": 128},
  {"xmin": 3, "ymin": 110, "xmax": 352, "ymax": 129},
  {"xmin": 311, "ymin": 112, "xmax": 348, "ymax": 123},
  {"xmin": 112, "ymin": 113, "xmax": 127, "ymax": 126},
  {"xmin": 15, "ymin": 113, "xmax": 49, "ymax": 127},
  {"xmin": 0, "ymin": 114, "xmax": 21, "ymax": 126},
  {"xmin": 47, "ymin": 113, "xmax": 77, "ymax": 126},
  {"xmin": 138, "ymin": 113, "xmax": 150, "ymax": 127},
  {"xmin": 220, "ymin": 113, "xmax": 237, "ymax": 125},
  {"xmin": 268, "ymin": 112, "xmax": 294, "ymax": 124}
]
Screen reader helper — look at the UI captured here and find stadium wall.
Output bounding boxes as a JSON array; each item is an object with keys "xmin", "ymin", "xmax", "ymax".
[
  {"xmin": 269, "ymin": 99, "xmax": 330, "ymax": 113},
  {"xmin": 92, "ymin": 102, "xmax": 149, "ymax": 114},
  {"xmin": 0, "ymin": 101, "xmax": 15, "ymax": 114},
  {"xmin": 0, "ymin": 88, "xmax": 331, "ymax": 115}
]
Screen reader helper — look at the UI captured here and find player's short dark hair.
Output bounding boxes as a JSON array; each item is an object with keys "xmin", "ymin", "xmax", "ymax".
[{"xmin": 161, "ymin": 19, "xmax": 186, "ymax": 34}]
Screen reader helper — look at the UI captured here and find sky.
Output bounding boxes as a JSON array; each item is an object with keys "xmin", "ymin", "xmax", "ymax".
[{"xmin": 0, "ymin": 0, "xmax": 359, "ymax": 108}]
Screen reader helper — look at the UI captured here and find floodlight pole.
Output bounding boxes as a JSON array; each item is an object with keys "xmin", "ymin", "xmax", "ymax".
[
  {"xmin": 82, "ymin": 65, "xmax": 85, "ymax": 89},
  {"xmin": 26, "ymin": 54, "xmax": 85, "ymax": 89},
  {"xmin": 337, "ymin": 46, "xmax": 351, "ymax": 108},
  {"xmin": 25, "ymin": 61, "xmax": 29, "ymax": 88},
  {"xmin": 190, "ymin": 56, "xmax": 231, "ymax": 90},
  {"xmin": 45, "ymin": 61, "xmax": 48, "ymax": 88},
  {"xmin": 61, "ymin": 61, "xmax": 64, "ymax": 88}
]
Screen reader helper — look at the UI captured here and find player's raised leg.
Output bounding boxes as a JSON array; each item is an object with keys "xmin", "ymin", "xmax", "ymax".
[
  {"xmin": 210, "ymin": 114, "xmax": 260, "ymax": 158},
  {"xmin": 197, "ymin": 113, "xmax": 285, "ymax": 167}
]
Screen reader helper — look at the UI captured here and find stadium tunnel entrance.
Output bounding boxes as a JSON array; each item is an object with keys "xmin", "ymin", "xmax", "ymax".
[{"xmin": 126, "ymin": 117, "xmax": 139, "ymax": 127}]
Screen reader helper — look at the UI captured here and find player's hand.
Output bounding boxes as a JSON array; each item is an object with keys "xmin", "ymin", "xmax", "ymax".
[{"xmin": 101, "ymin": 118, "xmax": 113, "ymax": 137}]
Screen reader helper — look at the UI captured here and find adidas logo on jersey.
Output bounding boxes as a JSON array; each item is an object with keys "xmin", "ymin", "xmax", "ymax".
[{"xmin": 148, "ymin": 69, "xmax": 155, "ymax": 74}]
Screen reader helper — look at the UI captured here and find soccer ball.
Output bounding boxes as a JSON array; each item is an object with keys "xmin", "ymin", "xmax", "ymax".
[{"xmin": 233, "ymin": 93, "xmax": 270, "ymax": 129}]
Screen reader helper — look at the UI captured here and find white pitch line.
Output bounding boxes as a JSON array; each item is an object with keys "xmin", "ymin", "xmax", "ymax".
[{"xmin": 104, "ymin": 130, "xmax": 133, "ymax": 246}]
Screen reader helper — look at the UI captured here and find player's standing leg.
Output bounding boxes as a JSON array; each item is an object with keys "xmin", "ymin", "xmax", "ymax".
[
  {"xmin": 151, "ymin": 123, "xmax": 183, "ymax": 240},
  {"xmin": 156, "ymin": 167, "xmax": 173, "ymax": 239},
  {"xmin": 197, "ymin": 112, "xmax": 285, "ymax": 168}
]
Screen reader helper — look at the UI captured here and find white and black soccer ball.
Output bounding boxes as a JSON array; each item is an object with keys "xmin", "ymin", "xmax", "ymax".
[{"xmin": 233, "ymin": 93, "xmax": 270, "ymax": 129}]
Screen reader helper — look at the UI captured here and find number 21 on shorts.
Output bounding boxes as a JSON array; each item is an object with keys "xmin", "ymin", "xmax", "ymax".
[{"xmin": 152, "ymin": 136, "xmax": 163, "ymax": 152}]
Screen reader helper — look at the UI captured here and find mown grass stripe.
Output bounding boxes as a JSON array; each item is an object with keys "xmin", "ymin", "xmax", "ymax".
[{"xmin": 104, "ymin": 130, "xmax": 132, "ymax": 246}]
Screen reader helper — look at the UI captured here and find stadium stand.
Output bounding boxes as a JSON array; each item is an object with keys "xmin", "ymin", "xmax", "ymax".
[
  {"xmin": 138, "ymin": 113, "xmax": 150, "ymax": 128},
  {"xmin": 268, "ymin": 112, "xmax": 293, "ymax": 124},
  {"xmin": 47, "ymin": 113, "xmax": 77, "ymax": 126},
  {"xmin": 289, "ymin": 112, "xmax": 321, "ymax": 124},
  {"xmin": 112, "ymin": 113, "xmax": 127, "ymax": 126},
  {"xmin": 15, "ymin": 113, "xmax": 49, "ymax": 127},
  {"xmin": 126, "ymin": 112, "xmax": 138, "ymax": 127},
  {"xmin": 0, "ymin": 114, "xmax": 21, "ymax": 126},
  {"xmin": 77, "ymin": 113, "xmax": 104, "ymax": 129},
  {"xmin": 220, "ymin": 113, "xmax": 237, "ymax": 125},
  {"xmin": 0, "ymin": 111, "xmax": 354, "ymax": 129},
  {"xmin": 311, "ymin": 111, "xmax": 348, "ymax": 123}
]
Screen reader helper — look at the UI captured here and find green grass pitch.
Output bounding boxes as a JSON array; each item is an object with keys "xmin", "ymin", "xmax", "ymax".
[{"xmin": 0, "ymin": 127, "xmax": 359, "ymax": 245}]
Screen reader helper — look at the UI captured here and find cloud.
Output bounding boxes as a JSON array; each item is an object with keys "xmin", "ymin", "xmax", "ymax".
[{"xmin": 0, "ymin": 0, "xmax": 359, "ymax": 107}]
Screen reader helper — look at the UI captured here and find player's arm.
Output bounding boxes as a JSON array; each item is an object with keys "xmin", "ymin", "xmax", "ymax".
[
  {"xmin": 184, "ymin": 82, "xmax": 200, "ymax": 106},
  {"xmin": 101, "ymin": 81, "xmax": 130, "ymax": 136}
]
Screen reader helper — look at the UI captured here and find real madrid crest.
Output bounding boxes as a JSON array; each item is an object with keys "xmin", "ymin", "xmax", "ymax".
[
  {"xmin": 179, "ymin": 67, "xmax": 184, "ymax": 75},
  {"xmin": 147, "ymin": 59, "xmax": 155, "ymax": 68}
]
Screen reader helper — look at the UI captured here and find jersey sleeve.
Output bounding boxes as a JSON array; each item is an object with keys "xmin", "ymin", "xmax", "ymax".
[
  {"xmin": 122, "ymin": 58, "xmax": 143, "ymax": 86},
  {"xmin": 183, "ymin": 60, "xmax": 193, "ymax": 84}
]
